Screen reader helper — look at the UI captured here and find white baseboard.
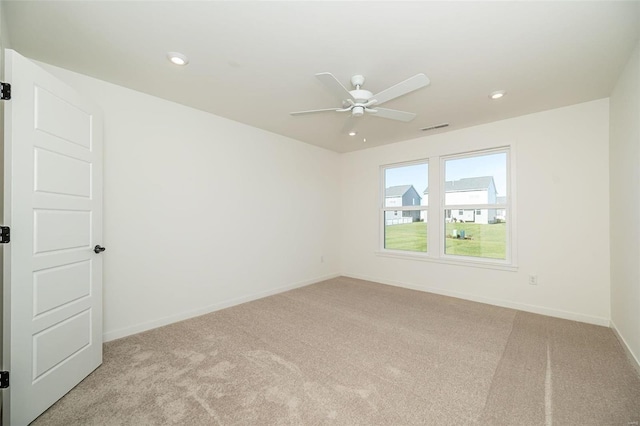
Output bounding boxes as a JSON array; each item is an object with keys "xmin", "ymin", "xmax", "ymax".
[
  {"xmin": 103, "ymin": 273, "xmax": 340, "ymax": 342},
  {"xmin": 610, "ymin": 320, "xmax": 640, "ymax": 376},
  {"xmin": 342, "ymin": 272, "xmax": 611, "ymax": 327}
]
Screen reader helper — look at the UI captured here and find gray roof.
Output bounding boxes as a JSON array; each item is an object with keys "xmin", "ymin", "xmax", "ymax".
[
  {"xmin": 424, "ymin": 176, "xmax": 495, "ymax": 194},
  {"xmin": 386, "ymin": 185, "xmax": 416, "ymax": 198}
]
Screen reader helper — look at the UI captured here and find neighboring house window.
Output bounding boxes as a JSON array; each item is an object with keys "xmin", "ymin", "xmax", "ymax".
[
  {"xmin": 380, "ymin": 147, "xmax": 513, "ymax": 267},
  {"xmin": 382, "ymin": 161, "xmax": 428, "ymax": 253}
]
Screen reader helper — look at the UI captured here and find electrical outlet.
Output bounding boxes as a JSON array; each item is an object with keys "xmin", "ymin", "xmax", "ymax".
[
  {"xmin": 320, "ymin": 255, "xmax": 324, "ymax": 263},
  {"xmin": 529, "ymin": 275, "xmax": 538, "ymax": 285}
]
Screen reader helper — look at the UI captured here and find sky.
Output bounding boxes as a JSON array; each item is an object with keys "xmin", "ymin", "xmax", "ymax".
[{"xmin": 385, "ymin": 152, "xmax": 507, "ymax": 197}]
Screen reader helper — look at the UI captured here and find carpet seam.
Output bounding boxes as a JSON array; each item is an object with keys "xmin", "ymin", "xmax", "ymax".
[{"xmin": 475, "ymin": 309, "xmax": 518, "ymax": 424}]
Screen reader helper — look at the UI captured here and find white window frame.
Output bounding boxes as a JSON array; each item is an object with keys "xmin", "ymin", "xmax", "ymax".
[
  {"xmin": 440, "ymin": 147, "xmax": 512, "ymax": 266},
  {"xmin": 378, "ymin": 146, "xmax": 517, "ymax": 271}
]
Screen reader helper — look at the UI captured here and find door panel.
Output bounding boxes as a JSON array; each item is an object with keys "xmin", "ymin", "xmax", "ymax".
[
  {"xmin": 34, "ymin": 260, "xmax": 91, "ymax": 315},
  {"xmin": 33, "ymin": 309, "xmax": 91, "ymax": 380},
  {"xmin": 33, "ymin": 210, "xmax": 91, "ymax": 253},
  {"xmin": 34, "ymin": 86, "xmax": 92, "ymax": 148},
  {"xmin": 34, "ymin": 148, "xmax": 92, "ymax": 197},
  {"xmin": 3, "ymin": 49, "xmax": 103, "ymax": 426}
]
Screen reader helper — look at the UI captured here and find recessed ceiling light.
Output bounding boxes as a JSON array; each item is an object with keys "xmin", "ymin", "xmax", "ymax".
[
  {"xmin": 363, "ymin": 138, "xmax": 367, "ymax": 143},
  {"xmin": 489, "ymin": 90, "xmax": 506, "ymax": 100},
  {"xmin": 348, "ymin": 131, "xmax": 357, "ymax": 136},
  {"xmin": 167, "ymin": 52, "xmax": 189, "ymax": 66}
]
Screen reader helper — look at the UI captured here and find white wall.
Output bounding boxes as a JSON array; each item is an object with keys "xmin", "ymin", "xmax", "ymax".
[
  {"xmin": 610, "ymin": 40, "xmax": 640, "ymax": 367},
  {"xmin": 341, "ymin": 99, "xmax": 611, "ymax": 325},
  {"xmin": 37, "ymin": 63, "xmax": 341, "ymax": 341}
]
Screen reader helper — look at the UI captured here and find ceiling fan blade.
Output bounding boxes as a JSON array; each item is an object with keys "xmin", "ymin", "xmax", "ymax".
[
  {"xmin": 370, "ymin": 107, "xmax": 417, "ymax": 122},
  {"xmin": 290, "ymin": 108, "xmax": 341, "ymax": 116},
  {"xmin": 372, "ymin": 73, "xmax": 430, "ymax": 105},
  {"xmin": 316, "ymin": 72, "xmax": 354, "ymax": 101}
]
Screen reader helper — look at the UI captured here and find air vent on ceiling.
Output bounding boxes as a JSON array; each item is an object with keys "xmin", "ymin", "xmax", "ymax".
[{"xmin": 421, "ymin": 123, "xmax": 449, "ymax": 131}]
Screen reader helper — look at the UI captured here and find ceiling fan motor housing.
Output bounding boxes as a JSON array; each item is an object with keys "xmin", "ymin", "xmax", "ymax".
[
  {"xmin": 349, "ymin": 89, "xmax": 373, "ymax": 103},
  {"xmin": 349, "ymin": 88, "xmax": 374, "ymax": 117}
]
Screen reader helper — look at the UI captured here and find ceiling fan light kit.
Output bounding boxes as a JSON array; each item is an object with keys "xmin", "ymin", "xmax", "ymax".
[{"xmin": 290, "ymin": 72, "xmax": 430, "ymax": 133}]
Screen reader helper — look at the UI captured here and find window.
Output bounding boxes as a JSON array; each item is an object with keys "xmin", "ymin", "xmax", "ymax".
[
  {"xmin": 382, "ymin": 161, "xmax": 428, "ymax": 253},
  {"xmin": 380, "ymin": 147, "xmax": 513, "ymax": 267},
  {"xmin": 444, "ymin": 150, "xmax": 508, "ymax": 261}
]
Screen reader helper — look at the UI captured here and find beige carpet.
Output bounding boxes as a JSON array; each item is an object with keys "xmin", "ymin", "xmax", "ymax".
[{"xmin": 32, "ymin": 277, "xmax": 640, "ymax": 425}]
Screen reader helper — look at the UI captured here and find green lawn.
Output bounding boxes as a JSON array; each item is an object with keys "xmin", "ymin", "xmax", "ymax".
[
  {"xmin": 385, "ymin": 222, "xmax": 427, "ymax": 252},
  {"xmin": 385, "ymin": 221, "xmax": 506, "ymax": 259},
  {"xmin": 444, "ymin": 222, "xmax": 506, "ymax": 259}
]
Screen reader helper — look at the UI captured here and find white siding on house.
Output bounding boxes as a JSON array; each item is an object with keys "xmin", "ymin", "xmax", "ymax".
[
  {"xmin": 447, "ymin": 191, "xmax": 494, "ymax": 224},
  {"xmin": 385, "ymin": 197, "xmax": 405, "ymax": 224},
  {"xmin": 446, "ymin": 190, "xmax": 488, "ymax": 205},
  {"xmin": 426, "ymin": 177, "xmax": 501, "ymax": 224},
  {"xmin": 385, "ymin": 196, "xmax": 402, "ymax": 207},
  {"xmin": 385, "ymin": 197, "xmax": 405, "ymax": 223},
  {"xmin": 451, "ymin": 209, "xmax": 476, "ymax": 222},
  {"xmin": 420, "ymin": 192, "xmax": 428, "ymax": 221},
  {"xmin": 487, "ymin": 181, "xmax": 497, "ymax": 204}
]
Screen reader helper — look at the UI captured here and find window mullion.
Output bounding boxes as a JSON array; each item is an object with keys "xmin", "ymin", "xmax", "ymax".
[{"xmin": 428, "ymin": 155, "xmax": 440, "ymax": 257}]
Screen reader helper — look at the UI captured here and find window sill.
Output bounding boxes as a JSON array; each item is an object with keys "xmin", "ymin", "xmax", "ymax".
[{"xmin": 374, "ymin": 250, "xmax": 519, "ymax": 272}]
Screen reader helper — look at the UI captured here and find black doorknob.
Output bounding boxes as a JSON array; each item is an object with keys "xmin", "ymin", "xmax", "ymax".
[{"xmin": 93, "ymin": 245, "xmax": 106, "ymax": 254}]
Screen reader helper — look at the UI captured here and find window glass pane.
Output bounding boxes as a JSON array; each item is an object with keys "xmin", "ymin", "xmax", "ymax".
[
  {"xmin": 384, "ymin": 162, "xmax": 428, "ymax": 253},
  {"xmin": 385, "ymin": 212, "xmax": 427, "ymax": 252},
  {"xmin": 445, "ymin": 210, "xmax": 506, "ymax": 259},
  {"xmin": 385, "ymin": 163, "xmax": 428, "ymax": 208},
  {"xmin": 444, "ymin": 152, "xmax": 507, "ymax": 206}
]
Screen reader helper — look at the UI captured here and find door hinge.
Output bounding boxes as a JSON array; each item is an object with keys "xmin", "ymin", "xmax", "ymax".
[
  {"xmin": 0, "ymin": 226, "xmax": 9, "ymax": 243},
  {"xmin": 0, "ymin": 371, "xmax": 8, "ymax": 389},
  {"xmin": 1, "ymin": 82, "xmax": 10, "ymax": 100}
]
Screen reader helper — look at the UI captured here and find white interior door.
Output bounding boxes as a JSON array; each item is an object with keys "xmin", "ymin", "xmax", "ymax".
[{"xmin": 2, "ymin": 49, "xmax": 103, "ymax": 425}]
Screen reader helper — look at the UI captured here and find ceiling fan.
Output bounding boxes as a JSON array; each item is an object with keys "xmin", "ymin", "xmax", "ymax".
[{"xmin": 290, "ymin": 72, "xmax": 430, "ymax": 126}]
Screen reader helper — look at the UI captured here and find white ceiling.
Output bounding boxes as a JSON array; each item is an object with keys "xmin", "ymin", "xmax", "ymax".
[{"xmin": 4, "ymin": 1, "xmax": 639, "ymax": 153}]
